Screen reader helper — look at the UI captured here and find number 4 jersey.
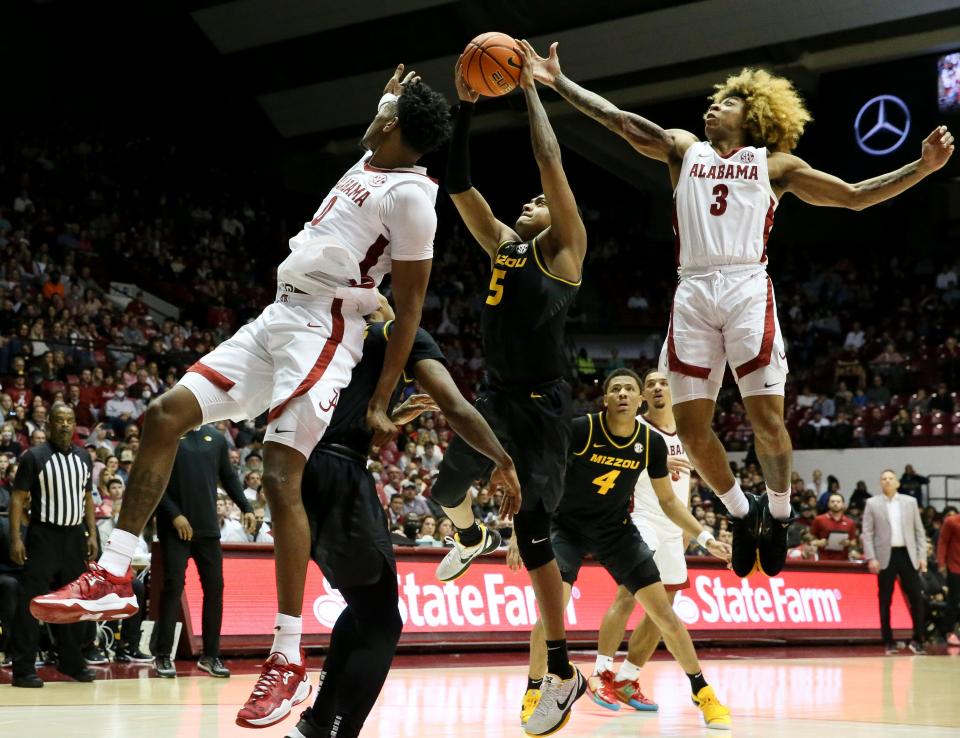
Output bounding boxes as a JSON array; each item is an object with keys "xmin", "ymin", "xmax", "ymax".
[
  {"xmin": 673, "ymin": 141, "xmax": 777, "ymax": 270},
  {"xmin": 556, "ymin": 412, "xmax": 669, "ymax": 530}
]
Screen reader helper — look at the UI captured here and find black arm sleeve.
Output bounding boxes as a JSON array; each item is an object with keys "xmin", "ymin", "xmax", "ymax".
[
  {"xmin": 445, "ymin": 102, "xmax": 474, "ymax": 194},
  {"xmin": 219, "ymin": 437, "xmax": 252, "ymax": 514},
  {"xmin": 646, "ymin": 431, "xmax": 669, "ymax": 480}
]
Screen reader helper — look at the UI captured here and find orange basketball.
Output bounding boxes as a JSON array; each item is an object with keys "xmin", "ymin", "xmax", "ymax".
[{"xmin": 461, "ymin": 32, "xmax": 522, "ymax": 97}]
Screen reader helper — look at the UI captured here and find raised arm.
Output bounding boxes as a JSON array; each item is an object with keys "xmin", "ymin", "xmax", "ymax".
[
  {"xmin": 526, "ymin": 41, "xmax": 697, "ymax": 163},
  {"xmin": 444, "ymin": 60, "xmax": 519, "ymax": 258},
  {"xmin": 775, "ymin": 126, "xmax": 954, "ymax": 209},
  {"xmin": 516, "ymin": 40, "xmax": 586, "ymax": 279}
]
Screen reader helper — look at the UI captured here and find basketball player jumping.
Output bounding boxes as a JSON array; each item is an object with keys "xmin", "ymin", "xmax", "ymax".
[
  {"xmin": 290, "ymin": 293, "xmax": 520, "ymax": 738},
  {"xmin": 589, "ymin": 370, "xmax": 695, "ymax": 712},
  {"xmin": 525, "ymin": 43, "xmax": 954, "ymax": 578},
  {"xmin": 511, "ymin": 368, "xmax": 731, "ymax": 731},
  {"xmin": 31, "ymin": 66, "xmax": 453, "ymax": 728},
  {"xmin": 429, "ymin": 41, "xmax": 588, "ymax": 736}
]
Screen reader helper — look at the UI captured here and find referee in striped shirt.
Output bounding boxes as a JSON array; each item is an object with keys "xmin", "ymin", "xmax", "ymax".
[{"xmin": 8, "ymin": 403, "xmax": 98, "ymax": 687}]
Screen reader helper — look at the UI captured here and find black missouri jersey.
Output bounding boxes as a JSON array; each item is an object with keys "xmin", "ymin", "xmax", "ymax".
[
  {"xmin": 557, "ymin": 412, "xmax": 669, "ymax": 529},
  {"xmin": 480, "ymin": 237, "xmax": 579, "ymax": 388},
  {"xmin": 323, "ymin": 321, "xmax": 446, "ymax": 455}
]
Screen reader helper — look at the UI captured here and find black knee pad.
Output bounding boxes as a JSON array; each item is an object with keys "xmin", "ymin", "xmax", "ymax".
[{"xmin": 513, "ymin": 511, "xmax": 555, "ymax": 571}]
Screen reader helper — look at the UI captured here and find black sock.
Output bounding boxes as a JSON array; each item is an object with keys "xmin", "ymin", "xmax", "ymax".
[
  {"xmin": 526, "ymin": 677, "xmax": 543, "ymax": 692},
  {"xmin": 687, "ymin": 671, "xmax": 708, "ymax": 694},
  {"xmin": 546, "ymin": 639, "xmax": 574, "ymax": 679},
  {"xmin": 457, "ymin": 522, "xmax": 482, "ymax": 547}
]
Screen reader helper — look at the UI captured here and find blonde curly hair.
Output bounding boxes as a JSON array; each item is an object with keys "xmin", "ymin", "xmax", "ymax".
[{"xmin": 710, "ymin": 68, "xmax": 812, "ymax": 153}]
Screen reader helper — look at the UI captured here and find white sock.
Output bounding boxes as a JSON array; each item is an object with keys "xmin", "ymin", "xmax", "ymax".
[
  {"xmin": 766, "ymin": 486, "xmax": 792, "ymax": 521},
  {"xmin": 99, "ymin": 529, "xmax": 139, "ymax": 577},
  {"xmin": 719, "ymin": 482, "xmax": 749, "ymax": 518},
  {"xmin": 616, "ymin": 659, "xmax": 641, "ymax": 682},
  {"xmin": 271, "ymin": 613, "xmax": 302, "ymax": 664},
  {"xmin": 594, "ymin": 654, "xmax": 614, "ymax": 674}
]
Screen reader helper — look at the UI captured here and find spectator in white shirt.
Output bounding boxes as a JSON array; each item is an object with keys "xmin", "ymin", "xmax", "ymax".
[
  {"xmin": 104, "ymin": 388, "xmax": 139, "ymax": 433},
  {"xmin": 217, "ymin": 496, "xmax": 248, "ymax": 543},
  {"xmin": 419, "ymin": 440, "xmax": 443, "ymax": 473},
  {"xmin": 844, "ymin": 321, "xmax": 866, "ymax": 351}
]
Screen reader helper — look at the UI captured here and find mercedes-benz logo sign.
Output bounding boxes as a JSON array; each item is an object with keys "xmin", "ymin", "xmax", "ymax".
[{"xmin": 854, "ymin": 95, "xmax": 910, "ymax": 156}]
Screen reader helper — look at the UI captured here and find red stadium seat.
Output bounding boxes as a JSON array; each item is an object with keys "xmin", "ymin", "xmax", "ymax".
[{"xmin": 931, "ymin": 423, "xmax": 947, "ymax": 437}]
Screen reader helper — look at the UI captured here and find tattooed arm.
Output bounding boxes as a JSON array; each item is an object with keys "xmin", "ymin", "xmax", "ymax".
[
  {"xmin": 775, "ymin": 125, "xmax": 955, "ymax": 209},
  {"xmin": 524, "ymin": 41, "xmax": 696, "ymax": 163}
]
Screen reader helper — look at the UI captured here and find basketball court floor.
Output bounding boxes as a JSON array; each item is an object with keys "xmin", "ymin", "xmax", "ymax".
[{"xmin": 2, "ymin": 648, "xmax": 959, "ymax": 737}]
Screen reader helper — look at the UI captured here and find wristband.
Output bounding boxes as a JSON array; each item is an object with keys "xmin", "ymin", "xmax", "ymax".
[
  {"xmin": 378, "ymin": 93, "xmax": 399, "ymax": 111},
  {"xmin": 697, "ymin": 530, "xmax": 715, "ymax": 548}
]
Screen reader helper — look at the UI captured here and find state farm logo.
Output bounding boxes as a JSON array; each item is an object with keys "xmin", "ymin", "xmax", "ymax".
[
  {"xmin": 312, "ymin": 572, "xmax": 578, "ymax": 629},
  {"xmin": 673, "ymin": 575, "xmax": 841, "ymax": 625}
]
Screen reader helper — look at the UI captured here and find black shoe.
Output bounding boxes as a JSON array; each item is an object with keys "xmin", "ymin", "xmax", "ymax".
[
  {"xmin": 287, "ymin": 707, "xmax": 325, "ymax": 738},
  {"xmin": 155, "ymin": 655, "xmax": 177, "ymax": 678},
  {"xmin": 12, "ymin": 672, "xmax": 44, "ymax": 688},
  {"xmin": 115, "ymin": 644, "xmax": 155, "ymax": 664},
  {"xmin": 197, "ymin": 655, "xmax": 230, "ymax": 678},
  {"xmin": 908, "ymin": 640, "xmax": 927, "ymax": 655},
  {"xmin": 729, "ymin": 493, "xmax": 763, "ymax": 577},
  {"xmin": 60, "ymin": 667, "xmax": 95, "ymax": 682},
  {"xmin": 1, "ymin": 655, "xmax": 11, "ymax": 668},
  {"xmin": 757, "ymin": 495, "xmax": 794, "ymax": 577},
  {"xmin": 83, "ymin": 646, "xmax": 109, "ymax": 666},
  {"xmin": 884, "ymin": 643, "xmax": 899, "ymax": 655}
]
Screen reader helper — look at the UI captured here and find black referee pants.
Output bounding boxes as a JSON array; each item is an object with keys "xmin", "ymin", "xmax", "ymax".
[
  {"xmin": 878, "ymin": 547, "xmax": 925, "ymax": 645},
  {"xmin": 154, "ymin": 532, "xmax": 223, "ymax": 658},
  {"xmin": 10, "ymin": 523, "xmax": 88, "ymax": 677}
]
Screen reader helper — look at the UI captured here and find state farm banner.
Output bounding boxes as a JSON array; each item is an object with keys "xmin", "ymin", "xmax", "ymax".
[{"xmin": 178, "ymin": 548, "xmax": 911, "ymax": 651}]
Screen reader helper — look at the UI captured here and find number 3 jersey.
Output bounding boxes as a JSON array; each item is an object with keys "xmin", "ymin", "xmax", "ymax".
[
  {"xmin": 673, "ymin": 141, "xmax": 777, "ymax": 270},
  {"xmin": 480, "ymin": 237, "xmax": 579, "ymax": 388},
  {"xmin": 556, "ymin": 412, "xmax": 669, "ymax": 530}
]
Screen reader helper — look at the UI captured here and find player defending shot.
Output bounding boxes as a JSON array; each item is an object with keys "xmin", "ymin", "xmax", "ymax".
[
  {"xmin": 512, "ymin": 369, "xmax": 731, "ymax": 731},
  {"xmin": 31, "ymin": 67, "xmax": 451, "ymax": 728},
  {"xmin": 526, "ymin": 43, "xmax": 955, "ymax": 578},
  {"xmin": 429, "ymin": 41, "xmax": 587, "ymax": 736},
  {"xmin": 589, "ymin": 370, "xmax": 694, "ymax": 712}
]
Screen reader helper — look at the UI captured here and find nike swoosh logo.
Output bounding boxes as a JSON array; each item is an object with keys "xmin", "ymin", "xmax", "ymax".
[
  {"xmin": 506, "ymin": 57, "xmax": 521, "ymax": 69},
  {"xmin": 778, "ymin": 352, "xmax": 786, "ymax": 360},
  {"xmin": 530, "ymin": 392, "xmax": 544, "ymax": 399},
  {"xmin": 531, "ymin": 537, "xmax": 548, "ymax": 544},
  {"xmin": 306, "ymin": 322, "xmax": 324, "ymax": 328},
  {"xmin": 274, "ymin": 428, "xmax": 295, "ymax": 434},
  {"xmin": 556, "ymin": 689, "xmax": 575, "ymax": 712},
  {"xmin": 592, "ymin": 443, "xmax": 605, "ymax": 448},
  {"xmin": 764, "ymin": 382, "xmax": 781, "ymax": 388}
]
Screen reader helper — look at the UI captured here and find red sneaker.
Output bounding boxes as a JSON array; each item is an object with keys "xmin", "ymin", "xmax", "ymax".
[
  {"xmin": 236, "ymin": 651, "xmax": 311, "ymax": 729},
  {"xmin": 30, "ymin": 562, "xmax": 137, "ymax": 624},
  {"xmin": 586, "ymin": 669, "xmax": 620, "ymax": 711},
  {"xmin": 610, "ymin": 676, "xmax": 659, "ymax": 711}
]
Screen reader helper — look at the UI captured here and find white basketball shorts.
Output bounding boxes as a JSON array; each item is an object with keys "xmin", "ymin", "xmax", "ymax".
[
  {"xmin": 632, "ymin": 514, "xmax": 689, "ymax": 590},
  {"xmin": 178, "ymin": 290, "xmax": 366, "ymax": 459},
  {"xmin": 659, "ymin": 265, "xmax": 788, "ymax": 404}
]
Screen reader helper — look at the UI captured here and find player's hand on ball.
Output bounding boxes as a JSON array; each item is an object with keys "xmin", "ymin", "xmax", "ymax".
[
  {"xmin": 390, "ymin": 393, "xmax": 439, "ymax": 425},
  {"xmin": 491, "ymin": 461, "xmax": 522, "ymax": 521},
  {"xmin": 454, "ymin": 57, "xmax": 479, "ymax": 103},
  {"xmin": 384, "ymin": 64, "xmax": 419, "ymax": 96},
  {"xmin": 506, "ymin": 535, "xmax": 523, "ymax": 572},
  {"xmin": 516, "ymin": 40, "xmax": 536, "ymax": 90},
  {"xmin": 705, "ymin": 538, "xmax": 731, "ymax": 562},
  {"xmin": 921, "ymin": 125, "xmax": 955, "ymax": 172},
  {"xmin": 366, "ymin": 403, "xmax": 399, "ymax": 447},
  {"xmin": 519, "ymin": 40, "xmax": 562, "ymax": 87}
]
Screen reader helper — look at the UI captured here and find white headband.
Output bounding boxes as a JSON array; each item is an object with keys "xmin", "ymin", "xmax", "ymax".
[{"xmin": 378, "ymin": 93, "xmax": 399, "ymax": 111}]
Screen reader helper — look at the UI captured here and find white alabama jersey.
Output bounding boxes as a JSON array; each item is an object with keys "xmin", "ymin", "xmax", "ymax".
[
  {"xmin": 673, "ymin": 141, "xmax": 777, "ymax": 270},
  {"xmin": 278, "ymin": 151, "xmax": 438, "ymax": 297},
  {"xmin": 633, "ymin": 417, "xmax": 690, "ymax": 537}
]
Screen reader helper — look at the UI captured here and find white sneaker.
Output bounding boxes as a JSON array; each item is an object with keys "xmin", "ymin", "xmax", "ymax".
[
  {"xmin": 524, "ymin": 666, "xmax": 586, "ymax": 737},
  {"xmin": 435, "ymin": 523, "xmax": 501, "ymax": 582}
]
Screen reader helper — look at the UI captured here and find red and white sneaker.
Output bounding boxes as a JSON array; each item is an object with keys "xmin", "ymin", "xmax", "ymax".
[
  {"xmin": 236, "ymin": 651, "xmax": 311, "ymax": 729},
  {"xmin": 586, "ymin": 670, "xmax": 620, "ymax": 711},
  {"xmin": 30, "ymin": 562, "xmax": 137, "ymax": 624},
  {"xmin": 611, "ymin": 677, "xmax": 659, "ymax": 711}
]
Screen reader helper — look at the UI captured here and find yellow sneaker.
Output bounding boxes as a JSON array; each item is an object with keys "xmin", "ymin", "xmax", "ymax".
[
  {"xmin": 692, "ymin": 685, "xmax": 731, "ymax": 730},
  {"xmin": 521, "ymin": 688, "xmax": 542, "ymax": 727}
]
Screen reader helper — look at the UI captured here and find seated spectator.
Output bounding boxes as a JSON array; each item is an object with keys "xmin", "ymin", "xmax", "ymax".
[
  {"xmin": 382, "ymin": 465, "xmax": 403, "ymax": 499},
  {"xmin": 870, "ymin": 342, "xmax": 905, "ymax": 379},
  {"xmin": 786, "ymin": 504, "xmax": 816, "ymax": 547},
  {"xmin": 103, "ymin": 386, "xmax": 138, "ymax": 434},
  {"xmin": 796, "ymin": 385, "xmax": 817, "ymax": 408},
  {"xmin": 834, "ymin": 381, "xmax": 854, "ymax": 414},
  {"xmin": 908, "ymin": 388, "xmax": 932, "ymax": 413},
  {"xmin": 843, "ymin": 321, "xmax": 865, "ymax": 351},
  {"xmin": 788, "ymin": 533, "xmax": 820, "ymax": 561},
  {"xmin": 436, "ymin": 517, "xmax": 454, "ymax": 544},
  {"xmin": 250, "ymin": 505, "xmax": 273, "ymax": 543},
  {"xmin": 810, "ymin": 492, "xmax": 858, "ymax": 561},
  {"xmin": 832, "ymin": 412, "xmax": 854, "ymax": 448},
  {"xmin": 399, "ymin": 480, "xmax": 430, "ymax": 519},
  {"xmin": 848, "ymin": 480, "xmax": 871, "ymax": 511},
  {"xmin": 812, "ymin": 394, "xmax": 836, "ymax": 419},
  {"xmin": 419, "ymin": 440, "xmax": 443, "ymax": 473},
  {"xmin": 242, "ymin": 470, "xmax": 262, "ymax": 504},
  {"xmin": 930, "ymin": 382, "xmax": 955, "ymax": 414},
  {"xmin": 816, "ymin": 476, "xmax": 841, "ymax": 512},
  {"xmin": 865, "ymin": 375, "xmax": 891, "ymax": 406},
  {"xmin": 217, "ymin": 495, "xmax": 248, "ymax": 543},
  {"xmin": 416, "ymin": 516, "xmax": 438, "ymax": 545},
  {"xmin": 472, "ymin": 487, "xmax": 497, "ymax": 523},
  {"xmin": 890, "ymin": 409, "xmax": 913, "ymax": 443},
  {"xmin": 386, "ymin": 494, "xmax": 404, "ymax": 530}
]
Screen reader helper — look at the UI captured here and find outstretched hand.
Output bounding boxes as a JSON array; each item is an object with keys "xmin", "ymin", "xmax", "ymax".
[
  {"xmin": 516, "ymin": 40, "xmax": 562, "ymax": 88},
  {"xmin": 454, "ymin": 57, "xmax": 479, "ymax": 103},
  {"xmin": 921, "ymin": 125, "xmax": 954, "ymax": 172},
  {"xmin": 383, "ymin": 64, "xmax": 420, "ymax": 97}
]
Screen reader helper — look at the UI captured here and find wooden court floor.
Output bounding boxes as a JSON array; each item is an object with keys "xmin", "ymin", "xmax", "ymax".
[{"xmin": 2, "ymin": 654, "xmax": 959, "ymax": 737}]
